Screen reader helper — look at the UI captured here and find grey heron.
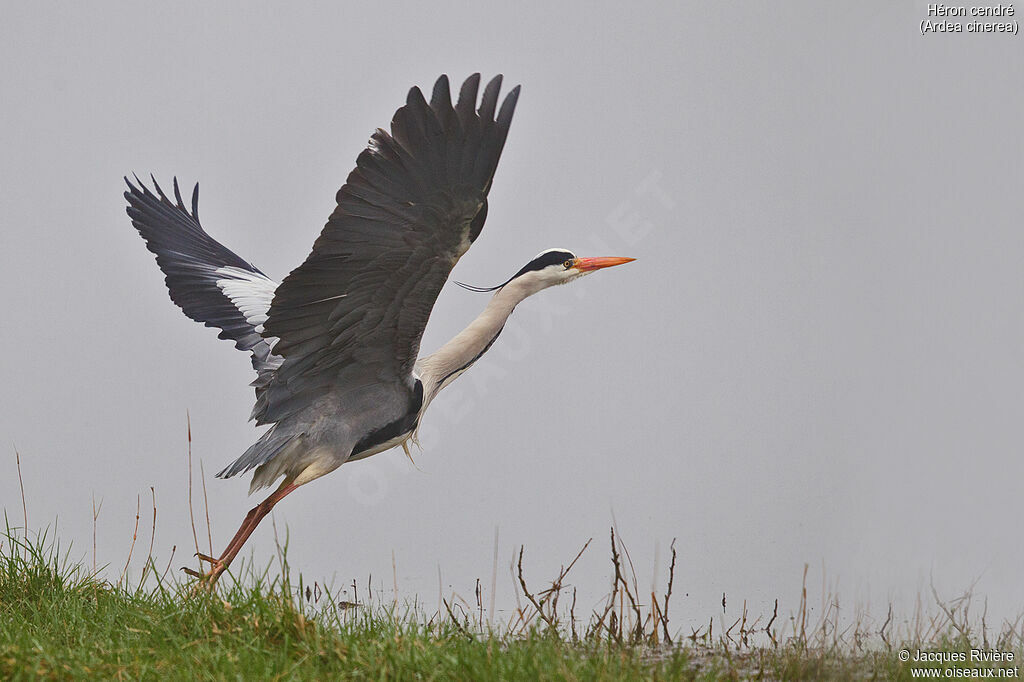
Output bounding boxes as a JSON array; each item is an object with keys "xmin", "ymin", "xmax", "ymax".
[{"xmin": 125, "ymin": 74, "xmax": 634, "ymax": 585}]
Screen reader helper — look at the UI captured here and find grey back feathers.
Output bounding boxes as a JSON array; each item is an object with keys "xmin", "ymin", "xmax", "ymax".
[
  {"xmin": 125, "ymin": 74, "xmax": 521, "ymax": 488},
  {"xmin": 256, "ymin": 74, "xmax": 519, "ymax": 426}
]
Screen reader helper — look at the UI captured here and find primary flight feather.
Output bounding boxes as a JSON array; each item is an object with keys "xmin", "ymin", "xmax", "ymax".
[{"xmin": 125, "ymin": 74, "xmax": 633, "ymax": 585}]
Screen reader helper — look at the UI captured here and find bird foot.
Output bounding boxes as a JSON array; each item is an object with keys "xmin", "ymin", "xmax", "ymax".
[{"xmin": 181, "ymin": 557, "xmax": 228, "ymax": 593}]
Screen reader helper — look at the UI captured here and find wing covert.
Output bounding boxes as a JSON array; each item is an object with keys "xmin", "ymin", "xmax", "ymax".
[{"xmin": 257, "ymin": 74, "xmax": 520, "ymax": 424}]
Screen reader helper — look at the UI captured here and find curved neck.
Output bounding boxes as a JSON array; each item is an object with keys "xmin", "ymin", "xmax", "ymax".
[{"xmin": 417, "ymin": 280, "xmax": 533, "ymax": 403}]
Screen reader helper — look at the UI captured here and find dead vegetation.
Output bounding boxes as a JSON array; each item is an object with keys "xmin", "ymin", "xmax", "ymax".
[{"xmin": 7, "ymin": 441, "xmax": 1024, "ymax": 680}]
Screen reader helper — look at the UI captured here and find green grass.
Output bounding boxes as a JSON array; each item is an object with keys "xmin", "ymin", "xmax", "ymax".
[
  {"xmin": 0, "ymin": 529, "xmax": 691, "ymax": 680},
  {"xmin": 2, "ymin": 527, "xmax": 1022, "ymax": 680}
]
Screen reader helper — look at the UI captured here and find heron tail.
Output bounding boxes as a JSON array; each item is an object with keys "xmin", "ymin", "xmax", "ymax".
[{"xmin": 216, "ymin": 425, "xmax": 299, "ymax": 490}]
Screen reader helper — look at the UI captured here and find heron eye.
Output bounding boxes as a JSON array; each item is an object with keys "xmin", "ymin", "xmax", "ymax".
[{"xmin": 563, "ymin": 259, "xmax": 574, "ymax": 269}]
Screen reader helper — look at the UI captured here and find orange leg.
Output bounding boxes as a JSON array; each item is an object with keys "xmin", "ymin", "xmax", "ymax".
[{"xmin": 186, "ymin": 480, "xmax": 298, "ymax": 588}]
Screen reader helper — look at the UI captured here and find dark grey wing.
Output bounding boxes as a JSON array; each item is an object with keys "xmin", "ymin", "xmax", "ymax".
[
  {"xmin": 257, "ymin": 74, "xmax": 520, "ymax": 424},
  {"xmin": 125, "ymin": 177, "xmax": 281, "ymax": 374}
]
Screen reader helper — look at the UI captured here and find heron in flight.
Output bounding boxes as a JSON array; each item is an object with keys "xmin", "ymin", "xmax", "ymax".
[{"xmin": 125, "ymin": 74, "xmax": 634, "ymax": 585}]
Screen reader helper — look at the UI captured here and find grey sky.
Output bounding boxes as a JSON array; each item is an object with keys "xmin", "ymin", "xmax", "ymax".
[{"xmin": 2, "ymin": 2, "xmax": 1022, "ymax": 629}]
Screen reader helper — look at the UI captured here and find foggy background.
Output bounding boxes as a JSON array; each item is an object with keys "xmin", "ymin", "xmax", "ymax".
[{"xmin": 2, "ymin": 2, "xmax": 1022, "ymax": 631}]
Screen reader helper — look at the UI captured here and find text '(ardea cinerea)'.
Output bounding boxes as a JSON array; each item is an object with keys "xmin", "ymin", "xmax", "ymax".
[{"xmin": 125, "ymin": 74, "xmax": 635, "ymax": 586}]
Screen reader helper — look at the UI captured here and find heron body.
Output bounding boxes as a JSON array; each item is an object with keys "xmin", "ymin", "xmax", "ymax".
[{"xmin": 125, "ymin": 74, "xmax": 634, "ymax": 584}]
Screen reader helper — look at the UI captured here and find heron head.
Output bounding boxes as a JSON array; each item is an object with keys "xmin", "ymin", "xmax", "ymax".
[{"xmin": 456, "ymin": 248, "xmax": 635, "ymax": 295}]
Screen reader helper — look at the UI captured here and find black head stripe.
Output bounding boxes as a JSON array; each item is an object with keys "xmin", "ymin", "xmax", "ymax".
[
  {"xmin": 454, "ymin": 249, "xmax": 576, "ymax": 293},
  {"xmin": 510, "ymin": 250, "xmax": 575, "ymax": 280}
]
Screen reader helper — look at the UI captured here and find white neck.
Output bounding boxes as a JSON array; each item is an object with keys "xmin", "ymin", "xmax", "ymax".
[{"xmin": 416, "ymin": 278, "xmax": 536, "ymax": 405}]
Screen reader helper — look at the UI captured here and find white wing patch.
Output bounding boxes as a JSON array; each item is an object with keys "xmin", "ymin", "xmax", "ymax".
[{"xmin": 215, "ymin": 266, "xmax": 279, "ymax": 334}]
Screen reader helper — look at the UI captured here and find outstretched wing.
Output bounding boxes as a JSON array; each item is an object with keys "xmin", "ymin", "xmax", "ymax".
[
  {"xmin": 257, "ymin": 74, "xmax": 520, "ymax": 424},
  {"xmin": 125, "ymin": 177, "xmax": 281, "ymax": 374}
]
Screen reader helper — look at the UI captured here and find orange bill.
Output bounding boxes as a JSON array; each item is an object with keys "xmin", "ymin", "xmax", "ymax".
[{"xmin": 572, "ymin": 256, "xmax": 636, "ymax": 272}]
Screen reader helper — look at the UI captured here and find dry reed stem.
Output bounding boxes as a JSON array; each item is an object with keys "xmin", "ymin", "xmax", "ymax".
[
  {"xmin": 475, "ymin": 578, "xmax": 484, "ymax": 631},
  {"xmin": 442, "ymin": 597, "xmax": 471, "ymax": 638},
  {"xmin": 199, "ymin": 460, "xmax": 213, "ymax": 557},
  {"xmin": 607, "ymin": 528, "xmax": 644, "ymax": 642},
  {"xmin": 798, "ymin": 562, "xmax": 809, "ymax": 647},
  {"xmin": 139, "ymin": 487, "xmax": 157, "ymax": 585},
  {"xmin": 15, "ymin": 447, "xmax": 27, "ymax": 561},
  {"xmin": 160, "ymin": 545, "xmax": 177, "ymax": 583},
  {"xmin": 119, "ymin": 494, "xmax": 140, "ymax": 586},
  {"xmin": 766, "ymin": 598, "xmax": 779, "ymax": 645},
  {"xmin": 489, "ymin": 527, "xmax": 499, "ymax": 629},
  {"xmin": 91, "ymin": 493, "xmax": 103, "ymax": 576},
  {"xmin": 662, "ymin": 538, "xmax": 676, "ymax": 644},
  {"xmin": 436, "ymin": 565, "xmax": 443, "ymax": 626},
  {"xmin": 515, "ymin": 538, "xmax": 592, "ymax": 633},
  {"xmin": 186, "ymin": 411, "xmax": 200, "ymax": 561},
  {"xmin": 392, "ymin": 550, "xmax": 398, "ymax": 613}
]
